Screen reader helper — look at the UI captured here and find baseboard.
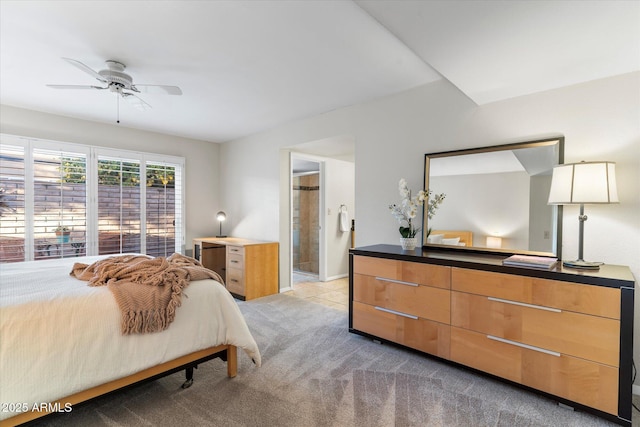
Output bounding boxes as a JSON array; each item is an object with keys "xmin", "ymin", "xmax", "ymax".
[
  {"xmin": 633, "ymin": 384, "xmax": 640, "ymax": 396},
  {"xmin": 325, "ymin": 273, "xmax": 348, "ymax": 281},
  {"xmin": 279, "ymin": 286, "xmax": 293, "ymax": 293}
]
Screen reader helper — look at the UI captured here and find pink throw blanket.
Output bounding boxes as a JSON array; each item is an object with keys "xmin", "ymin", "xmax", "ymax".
[{"xmin": 70, "ymin": 253, "xmax": 224, "ymax": 334}]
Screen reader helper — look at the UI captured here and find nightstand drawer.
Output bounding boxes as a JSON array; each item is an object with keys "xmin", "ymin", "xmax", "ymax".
[
  {"xmin": 354, "ymin": 273, "xmax": 450, "ymax": 324},
  {"xmin": 450, "ymin": 327, "xmax": 618, "ymax": 415},
  {"xmin": 451, "ymin": 291, "xmax": 619, "ymax": 366},
  {"xmin": 353, "ymin": 256, "xmax": 450, "ymax": 289},
  {"xmin": 451, "ymin": 268, "xmax": 620, "ymax": 319},
  {"xmin": 227, "ymin": 253, "xmax": 244, "ymax": 270},
  {"xmin": 226, "ymin": 267, "xmax": 244, "ymax": 296},
  {"xmin": 227, "ymin": 245, "xmax": 244, "ymax": 256},
  {"xmin": 352, "ymin": 301, "xmax": 450, "ymax": 358}
]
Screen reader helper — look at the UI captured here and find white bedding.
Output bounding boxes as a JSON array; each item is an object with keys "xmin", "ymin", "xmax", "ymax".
[{"xmin": 0, "ymin": 255, "xmax": 261, "ymax": 421}]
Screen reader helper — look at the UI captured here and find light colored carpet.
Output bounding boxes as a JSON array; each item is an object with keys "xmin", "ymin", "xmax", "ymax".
[{"xmin": 32, "ymin": 293, "xmax": 629, "ymax": 426}]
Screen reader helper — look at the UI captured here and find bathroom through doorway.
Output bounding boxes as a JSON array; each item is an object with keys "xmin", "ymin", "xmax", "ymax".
[{"xmin": 291, "ymin": 161, "xmax": 320, "ymax": 282}]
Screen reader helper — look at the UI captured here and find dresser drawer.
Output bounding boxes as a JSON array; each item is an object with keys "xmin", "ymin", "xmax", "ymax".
[
  {"xmin": 450, "ymin": 327, "xmax": 618, "ymax": 415},
  {"xmin": 353, "ymin": 256, "xmax": 450, "ymax": 289},
  {"xmin": 451, "ymin": 268, "xmax": 620, "ymax": 319},
  {"xmin": 451, "ymin": 291, "xmax": 619, "ymax": 366},
  {"xmin": 226, "ymin": 267, "xmax": 245, "ymax": 296},
  {"xmin": 353, "ymin": 301, "xmax": 450, "ymax": 358},
  {"xmin": 354, "ymin": 273, "xmax": 450, "ymax": 324}
]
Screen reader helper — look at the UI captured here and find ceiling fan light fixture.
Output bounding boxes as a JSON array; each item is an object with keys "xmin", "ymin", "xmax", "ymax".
[
  {"xmin": 47, "ymin": 57, "xmax": 181, "ymax": 115},
  {"xmin": 99, "ymin": 71, "xmax": 133, "ymax": 90}
]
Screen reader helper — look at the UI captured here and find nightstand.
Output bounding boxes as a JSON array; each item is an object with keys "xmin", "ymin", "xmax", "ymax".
[{"xmin": 193, "ymin": 237, "xmax": 279, "ymax": 300}]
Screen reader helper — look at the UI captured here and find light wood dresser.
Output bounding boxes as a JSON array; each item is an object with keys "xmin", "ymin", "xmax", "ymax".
[
  {"xmin": 349, "ymin": 244, "xmax": 635, "ymax": 426},
  {"xmin": 193, "ymin": 237, "xmax": 279, "ymax": 300}
]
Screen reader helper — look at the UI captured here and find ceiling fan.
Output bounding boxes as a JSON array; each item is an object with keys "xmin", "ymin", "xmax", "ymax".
[{"xmin": 47, "ymin": 58, "xmax": 182, "ymax": 112}]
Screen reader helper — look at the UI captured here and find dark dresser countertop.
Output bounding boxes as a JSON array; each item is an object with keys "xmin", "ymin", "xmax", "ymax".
[{"xmin": 350, "ymin": 244, "xmax": 635, "ymax": 289}]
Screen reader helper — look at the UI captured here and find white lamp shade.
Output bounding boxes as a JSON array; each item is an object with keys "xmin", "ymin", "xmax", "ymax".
[
  {"xmin": 486, "ymin": 236, "xmax": 502, "ymax": 248},
  {"xmin": 548, "ymin": 161, "xmax": 618, "ymax": 205}
]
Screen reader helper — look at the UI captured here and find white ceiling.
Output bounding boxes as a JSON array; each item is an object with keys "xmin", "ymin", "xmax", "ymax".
[{"xmin": 1, "ymin": 1, "xmax": 638, "ymax": 145}]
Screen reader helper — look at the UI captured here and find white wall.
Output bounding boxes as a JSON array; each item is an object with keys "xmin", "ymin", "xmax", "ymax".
[
  {"xmin": 430, "ymin": 171, "xmax": 530, "ymax": 250},
  {"xmin": 529, "ymin": 174, "xmax": 555, "ymax": 253},
  {"xmin": 323, "ymin": 157, "xmax": 355, "ymax": 280},
  {"xmin": 220, "ymin": 71, "xmax": 640, "ymax": 370},
  {"xmin": 0, "ymin": 105, "xmax": 221, "ymax": 251}
]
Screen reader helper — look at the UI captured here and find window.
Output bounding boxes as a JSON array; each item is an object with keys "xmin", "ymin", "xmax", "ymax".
[
  {"xmin": 97, "ymin": 155, "xmax": 141, "ymax": 255},
  {"xmin": 0, "ymin": 144, "xmax": 25, "ymax": 262},
  {"xmin": 33, "ymin": 148, "xmax": 88, "ymax": 259},
  {"xmin": 145, "ymin": 161, "xmax": 181, "ymax": 258},
  {"xmin": 0, "ymin": 135, "xmax": 184, "ymax": 263}
]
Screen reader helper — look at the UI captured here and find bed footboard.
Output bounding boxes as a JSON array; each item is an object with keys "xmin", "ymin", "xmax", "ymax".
[{"xmin": 0, "ymin": 344, "xmax": 237, "ymax": 427}]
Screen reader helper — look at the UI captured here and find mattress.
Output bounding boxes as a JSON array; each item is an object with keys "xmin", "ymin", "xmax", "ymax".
[{"xmin": 0, "ymin": 255, "xmax": 261, "ymax": 421}]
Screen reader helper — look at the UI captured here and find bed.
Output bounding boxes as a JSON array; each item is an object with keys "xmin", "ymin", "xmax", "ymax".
[
  {"xmin": 426, "ymin": 230, "xmax": 473, "ymax": 247},
  {"xmin": 0, "ymin": 254, "xmax": 261, "ymax": 426}
]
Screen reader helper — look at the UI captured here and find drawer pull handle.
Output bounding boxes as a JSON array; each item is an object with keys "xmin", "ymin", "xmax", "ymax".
[
  {"xmin": 231, "ymin": 260, "xmax": 239, "ymax": 264},
  {"xmin": 375, "ymin": 277, "xmax": 419, "ymax": 287},
  {"xmin": 487, "ymin": 297, "xmax": 561, "ymax": 313},
  {"xmin": 487, "ymin": 335, "xmax": 560, "ymax": 357},
  {"xmin": 374, "ymin": 306, "xmax": 418, "ymax": 320}
]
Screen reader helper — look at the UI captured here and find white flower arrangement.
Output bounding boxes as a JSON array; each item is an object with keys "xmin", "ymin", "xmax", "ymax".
[{"xmin": 389, "ymin": 178, "xmax": 445, "ymax": 238}]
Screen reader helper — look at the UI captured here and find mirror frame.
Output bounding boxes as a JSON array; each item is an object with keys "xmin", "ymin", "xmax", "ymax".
[{"xmin": 423, "ymin": 137, "xmax": 564, "ymax": 258}]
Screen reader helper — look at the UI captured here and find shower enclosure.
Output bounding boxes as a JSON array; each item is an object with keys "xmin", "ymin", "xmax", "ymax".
[{"xmin": 292, "ymin": 173, "xmax": 319, "ymax": 276}]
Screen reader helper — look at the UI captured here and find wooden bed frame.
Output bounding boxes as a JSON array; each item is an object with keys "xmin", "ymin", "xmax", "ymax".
[
  {"xmin": 0, "ymin": 344, "xmax": 237, "ymax": 427},
  {"xmin": 430, "ymin": 230, "xmax": 474, "ymax": 247}
]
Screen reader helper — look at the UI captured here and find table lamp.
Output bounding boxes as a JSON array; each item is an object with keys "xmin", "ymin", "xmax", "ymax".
[
  {"xmin": 216, "ymin": 211, "xmax": 227, "ymax": 238},
  {"xmin": 548, "ymin": 161, "xmax": 618, "ymax": 269},
  {"xmin": 486, "ymin": 236, "xmax": 502, "ymax": 249}
]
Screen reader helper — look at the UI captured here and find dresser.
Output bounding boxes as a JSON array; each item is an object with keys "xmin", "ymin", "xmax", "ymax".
[
  {"xmin": 350, "ymin": 244, "xmax": 635, "ymax": 426},
  {"xmin": 193, "ymin": 237, "xmax": 279, "ymax": 300}
]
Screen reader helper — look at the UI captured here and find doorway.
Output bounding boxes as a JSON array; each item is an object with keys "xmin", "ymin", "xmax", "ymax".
[
  {"xmin": 279, "ymin": 136, "xmax": 355, "ymax": 294},
  {"xmin": 291, "ymin": 158, "xmax": 322, "ymax": 284}
]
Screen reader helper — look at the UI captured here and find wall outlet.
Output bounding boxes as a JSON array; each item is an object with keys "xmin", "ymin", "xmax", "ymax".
[
  {"xmin": 327, "ymin": 208, "xmax": 332, "ymax": 215},
  {"xmin": 544, "ymin": 230, "xmax": 550, "ymax": 239}
]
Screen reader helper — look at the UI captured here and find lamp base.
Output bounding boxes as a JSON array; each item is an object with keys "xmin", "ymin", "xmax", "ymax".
[
  {"xmin": 562, "ymin": 259, "xmax": 603, "ymax": 270},
  {"xmin": 216, "ymin": 235, "xmax": 227, "ymax": 238}
]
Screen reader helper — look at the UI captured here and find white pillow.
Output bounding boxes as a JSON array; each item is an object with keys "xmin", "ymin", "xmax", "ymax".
[
  {"xmin": 427, "ymin": 234, "xmax": 444, "ymax": 244},
  {"xmin": 442, "ymin": 237, "xmax": 461, "ymax": 245}
]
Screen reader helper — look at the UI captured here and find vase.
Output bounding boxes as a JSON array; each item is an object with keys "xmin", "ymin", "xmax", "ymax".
[
  {"xmin": 56, "ymin": 232, "xmax": 70, "ymax": 244},
  {"xmin": 400, "ymin": 237, "xmax": 417, "ymax": 251}
]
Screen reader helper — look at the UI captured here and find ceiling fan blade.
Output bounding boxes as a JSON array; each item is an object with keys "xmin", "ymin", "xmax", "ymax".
[
  {"xmin": 121, "ymin": 92, "xmax": 152, "ymax": 111},
  {"xmin": 132, "ymin": 84, "xmax": 182, "ymax": 95},
  {"xmin": 62, "ymin": 57, "xmax": 107, "ymax": 83},
  {"xmin": 47, "ymin": 84, "xmax": 107, "ymax": 90}
]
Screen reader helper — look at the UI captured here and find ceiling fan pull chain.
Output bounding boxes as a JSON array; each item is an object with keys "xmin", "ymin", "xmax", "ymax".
[{"xmin": 116, "ymin": 93, "xmax": 120, "ymax": 124}]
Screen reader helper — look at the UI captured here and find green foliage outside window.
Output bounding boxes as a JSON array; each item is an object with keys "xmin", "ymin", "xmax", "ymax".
[{"xmin": 60, "ymin": 158, "xmax": 174, "ymax": 188}]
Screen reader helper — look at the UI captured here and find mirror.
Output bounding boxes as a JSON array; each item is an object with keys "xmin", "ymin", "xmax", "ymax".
[{"xmin": 423, "ymin": 137, "xmax": 564, "ymax": 258}]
